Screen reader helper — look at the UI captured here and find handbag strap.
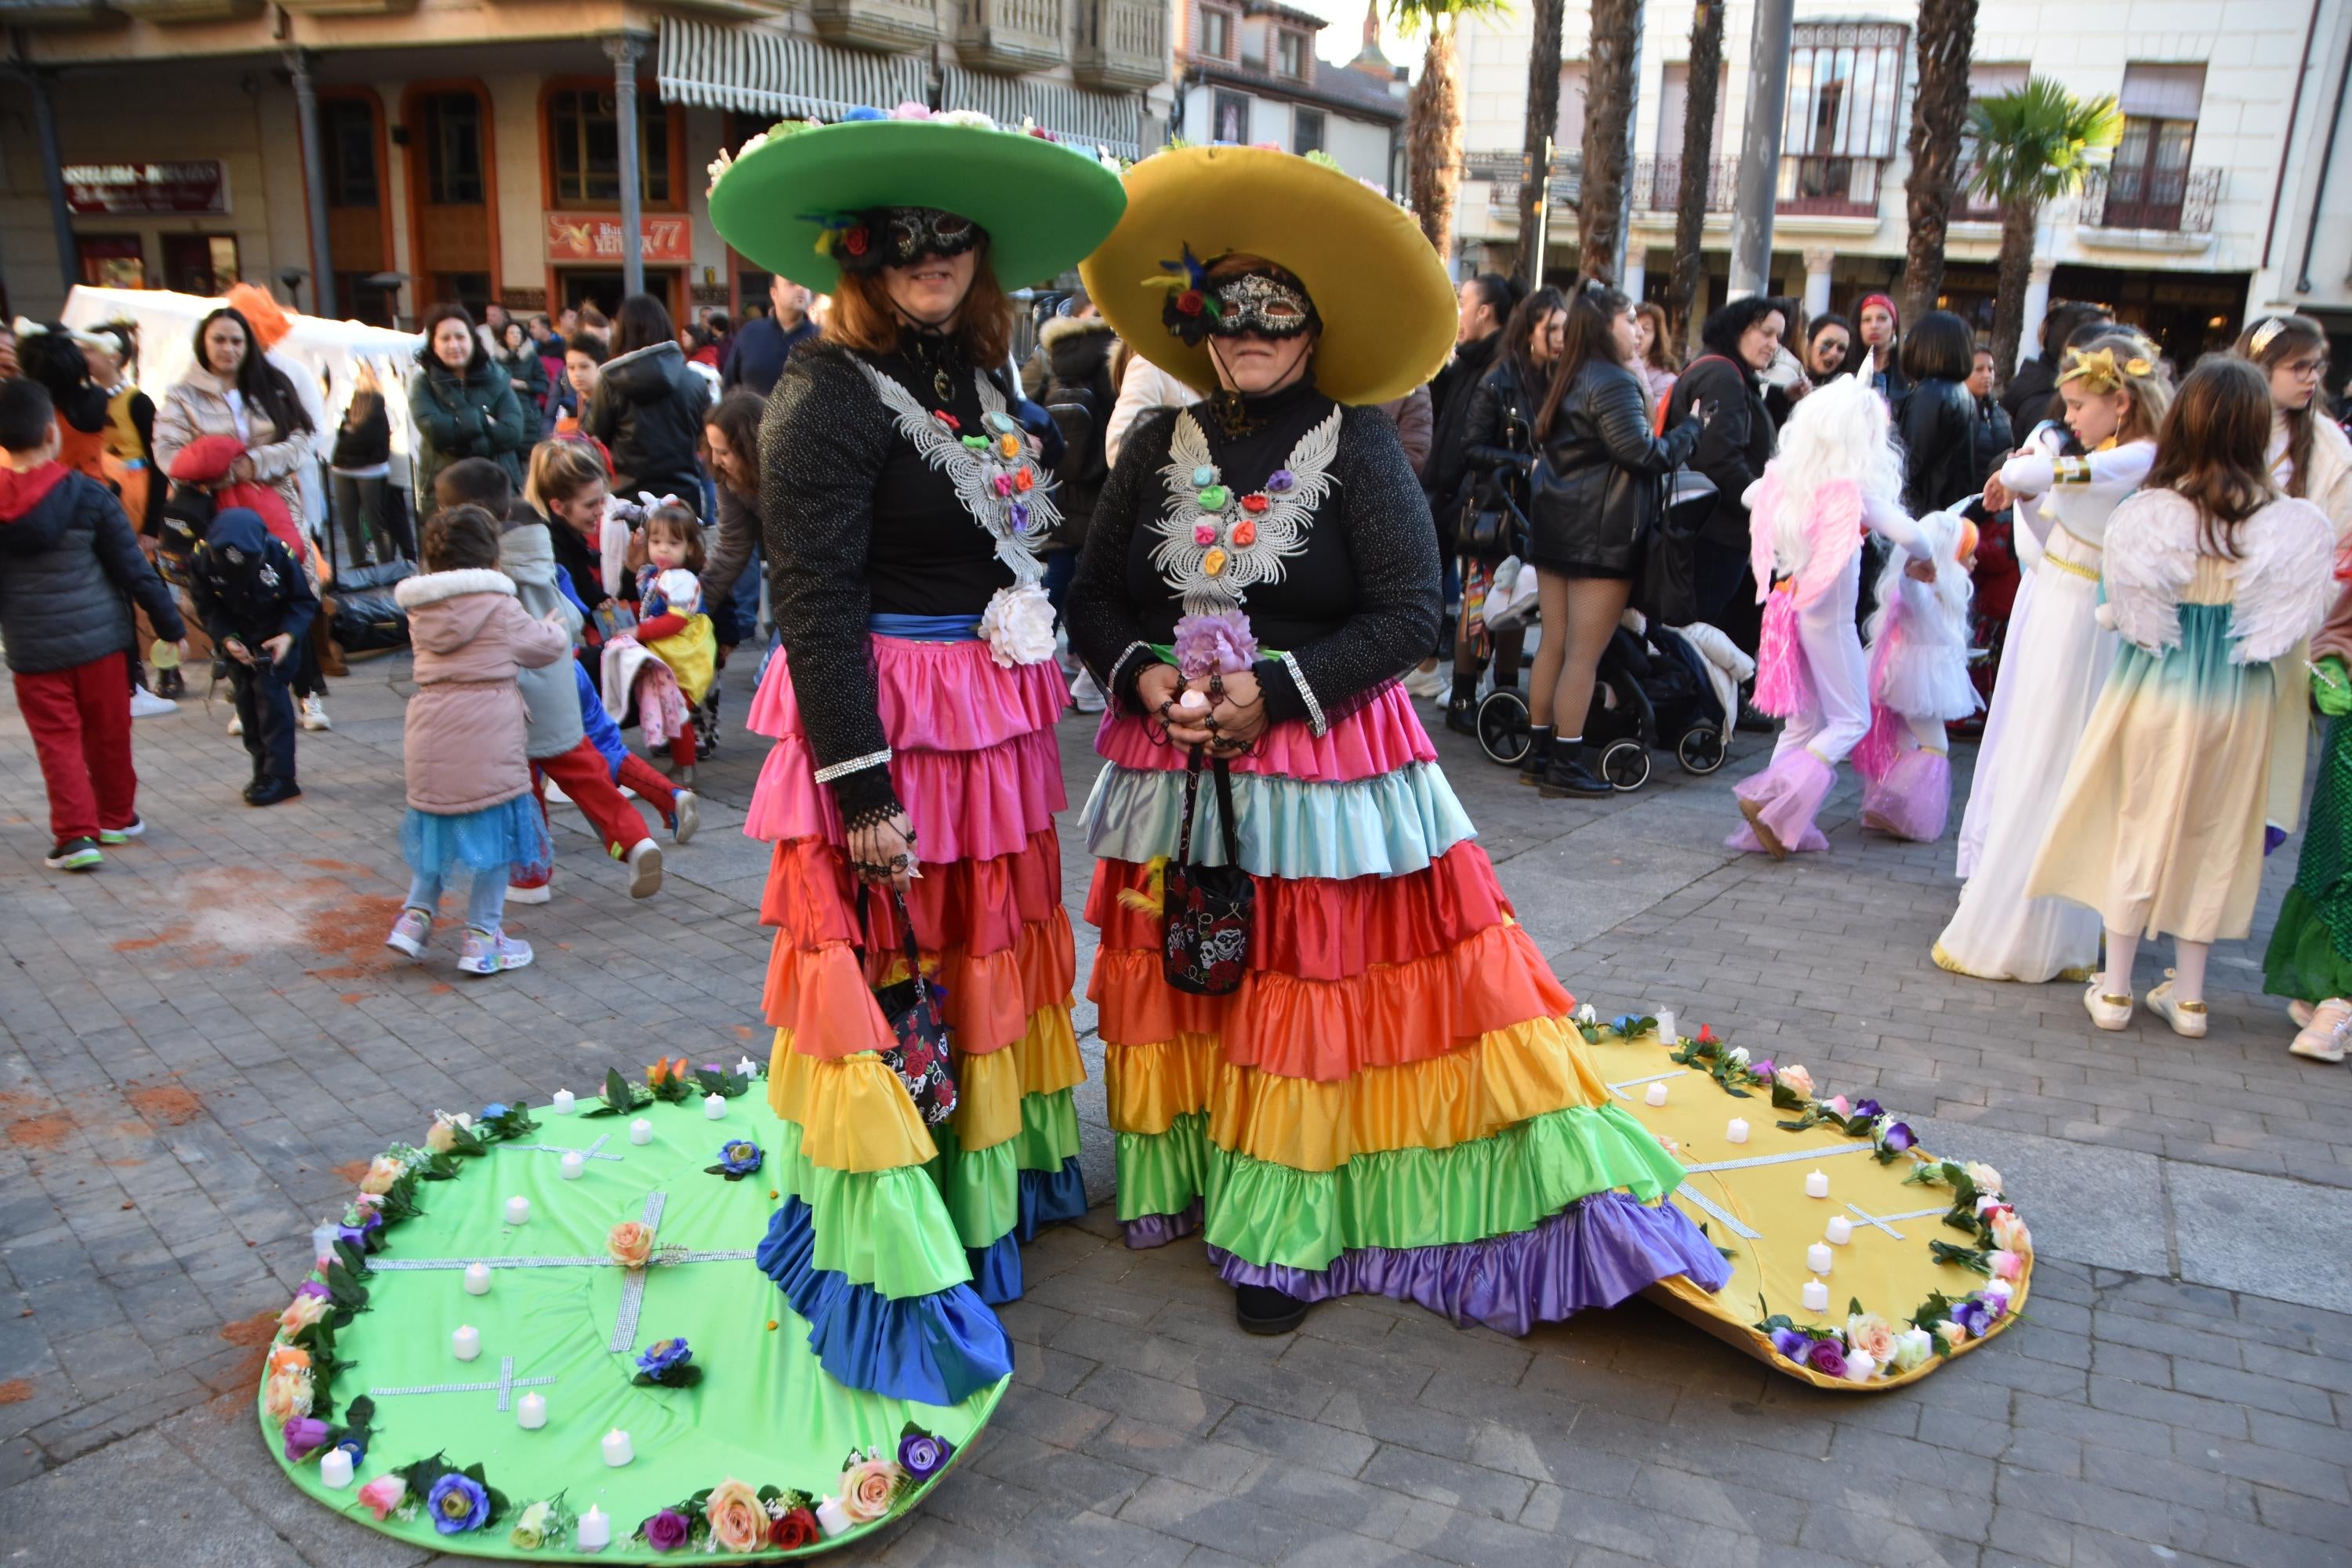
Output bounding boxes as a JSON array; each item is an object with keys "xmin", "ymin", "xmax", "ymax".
[
  {"xmin": 1174, "ymin": 750, "xmax": 1243, "ymax": 870},
  {"xmin": 851, "ymin": 883, "xmax": 925, "ymax": 981},
  {"xmin": 1209, "ymin": 754, "xmax": 1242, "ymax": 868}
]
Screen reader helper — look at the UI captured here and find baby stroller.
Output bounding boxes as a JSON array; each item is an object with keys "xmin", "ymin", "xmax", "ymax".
[{"xmin": 1476, "ymin": 611, "xmax": 1740, "ymax": 789}]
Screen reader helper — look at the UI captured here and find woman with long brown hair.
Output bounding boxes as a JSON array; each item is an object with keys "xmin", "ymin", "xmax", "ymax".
[
  {"xmin": 1522, "ymin": 281, "xmax": 1705, "ymax": 795},
  {"xmin": 2027, "ymin": 357, "xmax": 2333, "ymax": 1036},
  {"xmin": 2236, "ymin": 313, "xmax": 2352, "ymax": 533},
  {"xmin": 704, "ymin": 108, "xmax": 1123, "ymax": 1459}
]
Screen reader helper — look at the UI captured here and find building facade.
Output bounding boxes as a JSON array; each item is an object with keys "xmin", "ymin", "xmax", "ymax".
[
  {"xmin": 1450, "ymin": 0, "xmax": 2352, "ymax": 368},
  {"xmin": 1169, "ymin": 0, "xmax": 1406, "ymax": 192},
  {"xmin": 0, "ymin": 0, "xmax": 1174, "ymax": 326}
]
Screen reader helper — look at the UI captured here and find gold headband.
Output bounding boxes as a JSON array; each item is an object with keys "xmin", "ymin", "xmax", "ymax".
[
  {"xmin": 2056, "ymin": 345, "xmax": 2152, "ymax": 394},
  {"xmin": 2249, "ymin": 316, "xmax": 2288, "ymax": 357}
]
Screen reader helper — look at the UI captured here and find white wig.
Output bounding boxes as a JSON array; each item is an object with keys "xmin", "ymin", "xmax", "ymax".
[{"xmin": 1768, "ymin": 372, "xmax": 1905, "ymax": 580}]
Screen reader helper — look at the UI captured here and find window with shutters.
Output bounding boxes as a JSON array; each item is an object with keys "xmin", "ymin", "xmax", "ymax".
[{"xmin": 1777, "ymin": 21, "xmax": 1908, "ymax": 216}]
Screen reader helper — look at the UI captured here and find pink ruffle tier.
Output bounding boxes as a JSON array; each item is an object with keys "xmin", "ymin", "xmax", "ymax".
[
  {"xmin": 746, "ymin": 635, "xmax": 1069, "ymax": 754},
  {"xmin": 1091, "ymin": 681, "xmax": 1439, "ymax": 784},
  {"xmin": 746, "ymin": 728, "xmax": 1065, "ymax": 863}
]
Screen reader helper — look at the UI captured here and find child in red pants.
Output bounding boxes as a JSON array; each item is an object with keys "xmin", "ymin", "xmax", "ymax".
[{"xmin": 0, "ymin": 379, "xmax": 186, "ymax": 869}]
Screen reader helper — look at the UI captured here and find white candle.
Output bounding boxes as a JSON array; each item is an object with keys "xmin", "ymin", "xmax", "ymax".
[
  {"xmin": 1726, "ymin": 1118, "xmax": 1750, "ymax": 1144},
  {"xmin": 1801, "ymin": 1277, "xmax": 1830, "ymax": 1313},
  {"xmin": 452, "ymin": 1324, "xmax": 481, "ymax": 1361},
  {"xmin": 1806, "ymin": 1242, "xmax": 1834, "ymax": 1275},
  {"xmin": 505, "ymin": 1196, "xmax": 531, "ymax": 1225},
  {"xmin": 1644, "ymin": 1081, "xmax": 1669, "ymax": 1107},
  {"xmin": 1656, "ymin": 1010, "xmax": 1677, "ymax": 1045},
  {"xmin": 577, "ymin": 1506, "xmax": 611, "ymax": 1551},
  {"xmin": 312, "ymin": 1223, "xmax": 339, "ymax": 1269},
  {"xmin": 1805, "ymin": 1170, "xmax": 1830, "ymax": 1199},
  {"xmin": 463, "ymin": 1262, "xmax": 492, "ymax": 1296},
  {"xmin": 630, "ymin": 1118, "xmax": 654, "ymax": 1145},
  {"xmin": 560, "ymin": 1151, "xmax": 586, "ymax": 1181},
  {"xmin": 1826, "ymin": 1215, "xmax": 1854, "ymax": 1246},
  {"xmin": 550, "ymin": 1089, "xmax": 575, "ymax": 1115},
  {"xmin": 735, "ymin": 1056, "xmax": 759, "ymax": 1076},
  {"xmin": 517, "ymin": 1392, "xmax": 547, "ymax": 1429},
  {"xmin": 601, "ymin": 1428, "xmax": 633, "ymax": 1467},
  {"xmin": 703, "ymin": 1093, "xmax": 728, "ymax": 1120},
  {"xmin": 319, "ymin": 1446, "xmax": 354, "ymax": 1489}
]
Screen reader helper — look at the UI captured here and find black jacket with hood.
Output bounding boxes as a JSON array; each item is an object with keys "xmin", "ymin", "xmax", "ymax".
[
  {"xmin": 188, "ymin": 507, "xmax": 317, "ymax": 653},
  {"xmin": 0, "ymin": 463, "xmax": 183, "ymax": 674},
  {"xmin": 586, "ymin": 340, "xmax": 711, "ymax": 516}
]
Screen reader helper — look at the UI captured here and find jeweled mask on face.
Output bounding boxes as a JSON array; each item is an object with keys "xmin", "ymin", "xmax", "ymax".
[
  {"xmin": 1205, "ymin": 271, "xmax": 1316, "ymax": 340},
  {"xmin": 833, "ymin": 207, "xmax": 986, "ymax": 274}
]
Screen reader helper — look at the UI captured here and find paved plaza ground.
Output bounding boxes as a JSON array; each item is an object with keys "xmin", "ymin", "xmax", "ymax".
[{"xmin": 2, "ymin": 653, "xmax": 2350, "ymax": 1568}]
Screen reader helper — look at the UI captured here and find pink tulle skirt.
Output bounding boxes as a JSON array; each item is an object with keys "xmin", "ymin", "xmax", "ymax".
[{"xmin": 1752, "ymin": 589, "xmax": 1813, "ymax": 720}]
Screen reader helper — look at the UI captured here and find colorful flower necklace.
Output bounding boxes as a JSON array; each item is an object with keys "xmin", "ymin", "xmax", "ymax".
[
  {"xmin": 857, "ymin": 359, "xmax": 1055, "ymax": 587},
  {"xmin": 1149, "ymin": 406, "xmax": 1341, "ymax": 615}
]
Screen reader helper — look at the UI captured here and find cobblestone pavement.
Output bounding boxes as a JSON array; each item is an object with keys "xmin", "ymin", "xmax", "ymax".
[{"xmin": 2, "ymin": 656, "xmax": 2349, "ymax": 1568}]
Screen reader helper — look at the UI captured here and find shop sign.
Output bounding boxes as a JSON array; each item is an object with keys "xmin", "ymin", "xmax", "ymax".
[
  {"xmin": 545, "ymin": 212, "xmax": 693, "ymax": 264},
  {"xmin": 62, "ymin": 162, "xmax": 228, "ymax": 216}
]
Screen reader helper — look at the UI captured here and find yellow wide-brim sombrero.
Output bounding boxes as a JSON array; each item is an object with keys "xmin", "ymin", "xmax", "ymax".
[{"xmin": 1081, "ymin": 145, "xmax": 1456, "ymax": 406}]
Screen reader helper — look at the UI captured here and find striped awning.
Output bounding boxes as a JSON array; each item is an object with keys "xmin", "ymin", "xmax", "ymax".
[
  {"xmin": 938, "ymin": 65, "xmax": 1144, "ymax": 161},
  {"xmin": 656, "ymin": 17, "xmax": 930, "ymax": 122}
]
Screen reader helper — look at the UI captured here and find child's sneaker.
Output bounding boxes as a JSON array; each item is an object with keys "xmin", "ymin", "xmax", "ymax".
[
  {"xmin": 624, "ymin": 838, "xmax": 664, "ymax": 899},
  {"xmin": 129, "ymin": 686, "xmax": 177, "ymax": 719},
  {"xmin": 2291, "ymin": 997, "xmax": 2352, "ymax": 1063},
  {"xmin": 2147, "ymin": 974, "xmax": 2208, "ymax": 1039},
  {"xmin": 385, "ymin": 906, "xmax": 432, "ymax": 959},
  {"xmin": 671, "ymin": 790, "xmax": 699, "ymax": 845},
  {"xmin": 226, "ymin": 712, "xmax": 242, "ymax": 736},
  {"xmin": 2083, "ymin": 981, "xmax": 2133, "ymax": 1032},
  {"xmin": 98, "ymin": 817, "xmax": 144, "ymax": 844},
  {"xmin": 458, "ymin": 926, "xmax": 533, "ymax": 975},
  {"xmin": 506, "ymin": 869, "xmax": 553, "ymax": 905},
  {"xmin": 43, "ymin": 837, "xmax": 101, "ymax": 872},
  {"xmin": 299, "ymin": 695, "xmax": 332, "ymax": 731}
]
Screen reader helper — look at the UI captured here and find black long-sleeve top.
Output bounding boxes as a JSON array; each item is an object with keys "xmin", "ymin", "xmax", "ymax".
[
  {"xmin": 1064, "ymin": 377, "xmax": 1440, "ymax": 735},
  {"xmin": 757, "ymin": 337, "xmax": 1025, "ymax": 821}
]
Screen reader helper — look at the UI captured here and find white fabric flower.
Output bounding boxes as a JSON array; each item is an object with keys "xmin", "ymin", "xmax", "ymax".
[
  {"xmin": 979, "ymin": 584, "xmax": 1057, "ymax": 669},
  {"xmin": 934, "ymin": 109, "xmax": 999, "ymax": 132},
  {"xmin": 1890, "ymin": 1327, "xmax": 1935, "ymax": 1372}
]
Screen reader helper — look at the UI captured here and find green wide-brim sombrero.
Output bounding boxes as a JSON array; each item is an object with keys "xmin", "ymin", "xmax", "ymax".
[
  {"xmin": 706, "ymin": 114, "xmax": 1128, "ymax": 293},
  {"xmin": 1081, "ymin": 145, "xmax": 1457, "ymax": 406}
]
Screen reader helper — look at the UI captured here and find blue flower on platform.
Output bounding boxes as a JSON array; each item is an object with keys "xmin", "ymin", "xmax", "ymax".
[
  {"xmin": 633, "ymin": 1336, "xmax": 701, "ymax": 1388},
  {"xmin": 480, "ymin": 1102, "xmax": 509, "ymax": 1121},
  {"xmin": 426, "ymin": 1472, "xmax": 489, "ymax": 1534},
  {"xmin": 706, "ymin": 1140, "xmax": 764, "ymax": 1181}
]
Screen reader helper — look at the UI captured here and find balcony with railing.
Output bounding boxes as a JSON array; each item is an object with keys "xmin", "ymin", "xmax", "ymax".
[
  {"xmin": 811, "ymin": 0, "xmax": 947, "ymax": 54},
  {"xmin": 1463, "ymin": 149, "xmax": 1581, "ymax": 216},
  {"xmin": 957, "ymin": 0, "xmax": 1067, "ymax": 72},
  {"xmin": 1074, "ymin": 0, "xmax": 1166, "ymax": 89},
  {"xmin": 2078, "ymin": 165, "xmax": 2220, "ymax": 234},
  {"xmin": 1775, "ymin": 154, "xmax": 1884, "ymax": 218},
  {"xmin": 1951, "ymin": 161, "xmax": 2004, "ymax": 223},
  {"xmin": 1632, "ymin": 156, "xmax": 1735, "ymax": 215}
]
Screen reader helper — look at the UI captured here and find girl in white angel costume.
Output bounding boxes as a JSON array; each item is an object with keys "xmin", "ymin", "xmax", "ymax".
[{"xmin": 1853, "ymin": 504, "xmax": 1980, "ymax": 843}]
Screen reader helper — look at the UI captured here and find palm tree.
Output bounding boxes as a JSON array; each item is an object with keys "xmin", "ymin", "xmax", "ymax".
[
  {"xmin": 1577, "ymin": 0, "xmax": 1643, "ymax": 285},
  {"xmin": 1969, "ymin": 77, "xmax": 2122, "ymax": 374},
  {"xmin": 1390, "ymin": 0, "xmax": 1512, "ymax": 258},
  {"xmin": 1666, "ymin": 0, "xmax": 1723, "ymax": 345},
  {"xmin": 1514, "ymin": 0, "xmax": 1566, "ymax": 285},
  {"xmin": 1900, "ymin": 0, "xmax": 1980, "ymax": 324}
]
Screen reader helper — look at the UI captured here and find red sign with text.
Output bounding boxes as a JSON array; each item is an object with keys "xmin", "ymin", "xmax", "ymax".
[
  {"xmin": 544, "ymin": 213, "xmax": 693, "ymax": 264},
  {"xmin": 64, "ymin": 162, "xmax": 227, "ymax": 216}
]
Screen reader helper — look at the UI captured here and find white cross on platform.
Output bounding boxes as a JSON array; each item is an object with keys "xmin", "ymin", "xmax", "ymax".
[
  {"xmin": 1842, "ymin": 1202, "xmax": 1950, "ymax": 1241},
  {"xmin": 1670, "ymin": 1142, "xmax": 1878, "ymax": 1242},
  {"xmin": 508, "ymin": 1133, "xmax": 624, "ymax": 1163},
  {"xmin": 1606, "ymin": 1069, "xmax": 1688, "ymax": 1101},
  {"xmin": 369, "ymin": 1354, "xmax": 557, "ymax": 1413}
]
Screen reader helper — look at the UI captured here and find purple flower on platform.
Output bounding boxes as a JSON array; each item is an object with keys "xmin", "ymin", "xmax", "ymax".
[
  {"xmin": 1951, "ymin": 1300, "xmax": 1994, "ymax": 1339},
  {"xmin": 1752, "ymin": 1058, "xmax": 1776, "ymax": 1080},
  {"xmin": 1852, "ymin": 1099, "xmax": 1883, "ymax": 1120},
  {"xmin": 335, "ymin": 1210, "xmax": 383, "ymax": 1248},
  {"xmin": 1768, "ymin": 1327, "xmax": 1810, "ymax": 1362},
  {"xmin": 1879, "ymin": 1121, "xmax": 1915, "ymax": 1153},
  {"xmin": 281, "ymin": 1417, "xmax": 330, "ymax": 1462},
  {"xmin": 898, "ymin": 1429, "xmax": 955, "ymax": 1480},
  {"xmin": 636, "ymin": 1337, "xmax": 693, "ymax": 1382},
  {"xmin": 1171, "ymin": 609, "xmax": 1259, "ymax": 679},
  {"xmin": 644, "ymin": 1508, "xmax": 691, "ymax": 1552},
  {"xmin": 427, "ymin": 1473, "xmax": 490, "ymax": 1534},
  {"xmin": 295, "ymin": 1280, "xmax": 329, "ymax": 1301},
  {"xmin": 1805, "ymin": 1338, "xmax": 1850, "ymax": 1379}
]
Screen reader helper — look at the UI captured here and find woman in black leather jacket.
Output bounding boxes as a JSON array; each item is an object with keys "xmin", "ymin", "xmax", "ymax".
[
  {"xmin": 1523, "ymin": 283, "xmax": 1704, "ymax": 797},
  {"xmin": 1896, "ymin": 310, "xmax": 1980, "ymax": 515},
  {"xmin": 1668, "ymin": 296, "xmax": 1786, "ymax": 654},
  {"xmin": 1439, "ymin": 286, "xmax": 1564, "ymax": 731}
]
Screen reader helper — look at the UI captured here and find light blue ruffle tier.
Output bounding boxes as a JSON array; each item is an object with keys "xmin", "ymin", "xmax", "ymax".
[{"xmin": 1080, "ymin": 760, "xmax": 1475, "ymax": 879}]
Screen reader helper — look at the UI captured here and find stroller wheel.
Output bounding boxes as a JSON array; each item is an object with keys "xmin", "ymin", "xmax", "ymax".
[
  {"xmin": 1476, "ymin": 688, "xmax": 1531, "ymax": 766},
  {"xmin": 1600, "ymin": 738, "xmax": 1652, "ymax": 792},
  {"xmin": 1677, "ymin": 726, "xmax": 1727, "ymax": 775}
]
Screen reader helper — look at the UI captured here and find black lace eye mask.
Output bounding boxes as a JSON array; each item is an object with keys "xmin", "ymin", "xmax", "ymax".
[
  {"xmin": 826, "ymin": 207, "xmax": 986, "ymax": 274},
  {"xmin": 1152, "ymin": 245, "xmax": 1321, "ymax": 346}
]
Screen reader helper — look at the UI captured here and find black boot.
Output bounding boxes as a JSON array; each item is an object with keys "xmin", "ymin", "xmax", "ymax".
[
  {"xmin": 1518, "ymin": 725, "xmax": 1555, "ymax": 786},
  {"xmin": 1538, "ymin": 741, "xmax": 1612, "ymax": 798},
  {"xmin": 158, "ymin": 666, "xmax": 186, "ymax": 699},
  {"xmin": 1234, "ymin": 1283, "xmax": 1311, "ymax": 1335},
  {"xmin": 1443, "ymin": 671, "xmax": 1480, "ymax": 735}
]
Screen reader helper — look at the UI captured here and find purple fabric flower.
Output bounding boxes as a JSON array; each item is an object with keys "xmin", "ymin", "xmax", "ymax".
[
  {"xmin": 1769, "ymin": 1327, "xmax": 1810, "ymax": 1362},
  {"xmin": 1880, "ymin": 1121, "xmax": 1915, "ymax": 1152},
  {"xmin": 1171, "ymin": 609, "xmax": 1259, "ymax": 678},
  {"xmin": 898, "ymin": 1429, "xmax": 955, "ymax": 1479},
  {"xmin": 426, "ymin": 1473, "xmax": 490, "ymax": 1534},
  {"xmin": 644, "ymin": 1508, "xmax": 691, "ymax": 1552},
  {"xmin": 1951, "ymin": 1301, "xmax": 1994, "ymax": 1338},
  {"xmin": 1752, "ymin": 1059, "xmax": 1777, "ymax": 1080},
  {"xmin": 1806, "ymin": 1338, "xmax": 1850, "ymax": 1378},
  {"xmin": 1266, "ymin": 468, "xmax": 1296, "ymax": 493},
  {"xmin": 637, "ymin": 1337, "xmax": 692, "ymax": 1381},
  {"xmin": 295, "ymin": 1280, "xmax": 329, "ymax": 1301},
  {"xmin": 1852, "ymin": 1099, "xmax": 1883, "ymax": 1120},
  {"xmin": 335, "ymin": 1210, "xmax": 383, "ymax": 1248},
  {"xmin": 281, "ymin": 1417, "xmax": 330, "ymax": 1462}
]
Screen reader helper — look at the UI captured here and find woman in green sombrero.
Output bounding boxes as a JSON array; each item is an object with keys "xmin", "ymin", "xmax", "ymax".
[{"xmin": 706, "ymin": 107, "xmax": 1122, "ymax": 1403}]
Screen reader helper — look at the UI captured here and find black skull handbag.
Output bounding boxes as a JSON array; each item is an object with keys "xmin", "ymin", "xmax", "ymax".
[
  {"xmin": 1163, "ymin": 751, "xmax": 1254, "ymax": 996},
  {"xmin": 859, "ymin": 887, "xmax": 960, "ymax": 1125}
]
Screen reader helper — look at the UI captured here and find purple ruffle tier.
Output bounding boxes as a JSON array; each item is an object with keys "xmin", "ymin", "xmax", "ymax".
[{"xmin": 1122, "ymin": 1202, "xmax": 1202, "ymax": 1250}]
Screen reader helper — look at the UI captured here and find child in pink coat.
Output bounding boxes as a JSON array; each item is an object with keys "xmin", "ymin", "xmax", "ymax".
[{"xmin": 383, "ymin": 505, "xmax": 573, "ymax": 975}]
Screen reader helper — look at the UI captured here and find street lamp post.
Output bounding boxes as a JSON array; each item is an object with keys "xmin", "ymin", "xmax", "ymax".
[
  {"xmin": 606, "ymin": 34, "xmax": 650, "ymax": 300},
  {"xmin": 1727, "ymin": 0, "xmax": 1795, "ymax": 299}
]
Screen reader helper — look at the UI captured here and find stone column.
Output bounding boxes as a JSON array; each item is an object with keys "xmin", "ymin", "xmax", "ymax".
[
  {"xmin": 287, "ymin": 49, "xmax": 339, "ymax": 318},
  {"xmin": 1802, "ymin": 245, "xmax": 1835, "ymax": 321},
  {"xmin": 2016, "ymin": 258, "xmax": 2056, "ymax": 372},
  {"xmin": 1621, "ymin": 248, "xmax": 1647, "ymax": 303},
  {"xmin": 23, "ymin": 65, "xmax": 78, "ymax": 299},
  {"xmin": 606, "ymin": 35, "xmax": 650, "ymax": 299}
]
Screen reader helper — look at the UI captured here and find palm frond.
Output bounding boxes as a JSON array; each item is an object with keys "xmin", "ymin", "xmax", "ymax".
[
  {"xmin": 1386, "ymin": 0, "xmax": 1512, "ymax": 27},
  {"xmin": 1965, "ymin": 75, "xmax": 2122, "ymax": 206}
]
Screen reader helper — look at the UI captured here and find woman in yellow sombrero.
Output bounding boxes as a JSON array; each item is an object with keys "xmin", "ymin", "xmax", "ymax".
[{"xmin": 1064, "ymin": 146, "xmax": 1735, "ymax": 1336}]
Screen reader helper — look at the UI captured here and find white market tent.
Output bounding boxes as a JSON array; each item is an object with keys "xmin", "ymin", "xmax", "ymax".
[{"xmin": 60, "ymin": 285, "xmax": 425, "ymax": 496}]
